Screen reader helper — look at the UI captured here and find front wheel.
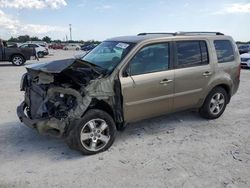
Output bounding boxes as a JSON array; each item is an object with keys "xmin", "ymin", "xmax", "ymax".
[
  {"xmin": 200, "ymin": 87, "xmax": 228, "ymax": 119},
  {"xmin": 66, "ymin": 109, "xmax": 116, "ymax": 155},
  {"xmin": 11, "ymin": 55, "xmax": 25, "ymax": 66}
]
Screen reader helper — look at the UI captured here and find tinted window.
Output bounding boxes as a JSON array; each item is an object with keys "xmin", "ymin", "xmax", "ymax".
[
  {"xmin": 176, "ymin": 41, "xmax": 209, "ymax": 68},
  {"xmin": 20, "ymin": 44, "xmax": 28, "ymax": 48},
  {"xmin": 28, "ymin": 44, "xmax": 38, "ymax": 48},
  {"xmin": 214, "ymin": 40, "xmax": 235, "ymax": 63},
  {"xmin": 129, "ymin": 43, "xmax": 169, "ymax": 75}
]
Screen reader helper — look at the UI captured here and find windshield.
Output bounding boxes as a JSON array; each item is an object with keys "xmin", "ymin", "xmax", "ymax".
[
  {"xmin": 239, "ymin": 46, "xmax": 248, "ymax": 49},
  {"xmin": 82, "ymin": 41, "xmax": 135, "ymax": 74}
]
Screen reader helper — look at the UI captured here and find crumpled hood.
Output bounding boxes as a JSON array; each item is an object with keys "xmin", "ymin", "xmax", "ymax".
[{"xmin": 26, "ymin": 58, "xmax": 76, "ymax": 73}]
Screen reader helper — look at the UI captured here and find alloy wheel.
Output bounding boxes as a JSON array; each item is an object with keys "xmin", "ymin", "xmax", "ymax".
[
  {"xmin": 80, "ymin": 119, "xmax": 110, "ymax": 152},
  {"xmin": 13, "ymin": 56, "xmax": 23, "ymax": 65},
  {"xmin": 209, "ymin": 93, "xmax": 225, "ymax": 115}
]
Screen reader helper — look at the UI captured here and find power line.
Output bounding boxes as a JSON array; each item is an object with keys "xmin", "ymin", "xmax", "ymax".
[{"xmin": 69, "ymin": 24, "xmax": 72, "ymax": 41}]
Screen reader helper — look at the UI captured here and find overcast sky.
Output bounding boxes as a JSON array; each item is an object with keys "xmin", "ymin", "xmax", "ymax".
[{"xmin": 0, "ymin": 0, "xmax": 250, "ymax": 41}]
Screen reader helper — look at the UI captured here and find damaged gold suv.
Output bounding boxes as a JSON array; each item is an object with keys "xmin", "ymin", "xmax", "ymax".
[{"xmin": 17, "ymin": 32, "xmax": 240, "ymax": 155}]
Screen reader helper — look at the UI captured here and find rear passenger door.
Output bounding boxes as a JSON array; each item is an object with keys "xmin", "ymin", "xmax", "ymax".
[{"xmin": 173, "ymin": 40, "xmax": 213, "ymax": 111}]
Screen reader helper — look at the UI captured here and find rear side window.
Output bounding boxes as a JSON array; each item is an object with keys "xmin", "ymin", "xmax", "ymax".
[
  {"xmin": 28, "ymin": 44, "xmax": 38, "ymax": 48},
  {"xmin": 214, "ymin": 40, "xmax": 235, "ymax": 63},
  {"xmin": 176, "ymin": 41, "xmax": 209, "ymax": 68}
]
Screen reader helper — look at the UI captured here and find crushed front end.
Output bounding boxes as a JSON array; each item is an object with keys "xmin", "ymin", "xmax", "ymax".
[{"xmin": 17, "ymin": 59, "xmax": 114, "ymax": 138}]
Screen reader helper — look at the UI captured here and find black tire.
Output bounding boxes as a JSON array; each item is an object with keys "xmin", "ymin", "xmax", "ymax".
[
  {"xmin": 76, "ymin": 47, "xmax": 80, "ymax": 51},
  {"xmin": 66, "ymin": 109, "xmax": 117, "ymax": 155},
  {"xmin": 199, "ymin": 87, "xmax": 229, "ymax": 119},
  {"xmin": 64, "ymin": 48, "xmax": 68, "ymax": 50},
  {"xmin": 37, "ymin": 52, "xmax": 44, "ymax": 58},
  {"xmin": 11, "ymin": 55, "xmax": 25, "ymax": 66}
]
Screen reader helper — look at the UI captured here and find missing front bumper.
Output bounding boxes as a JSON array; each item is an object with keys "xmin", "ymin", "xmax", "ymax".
[
  {"xmin": 17, "ymin": 101, "xmax": 38, "ymax": 129},
  {"xmin": 17, "ymin": 101, "xmax": 67, "ymax": 137}
]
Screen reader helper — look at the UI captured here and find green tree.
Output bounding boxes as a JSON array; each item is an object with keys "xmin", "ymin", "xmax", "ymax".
[
  {"xmin": 53, "ymin": 39, "xmax": 62, "ymax": 43},
  {"xmin": 8, "ymin": 37, "xmax": 19, "ymax": 42},
  {"xmin": 30, "ymin": 36, "xmax": 40, "ymax": 41},
  {"xmin": 17, "ymin": 35, "xmax": 30, "ymax": 43},
  {"xmin": 42, "ymin": 36, "xmax": 51, "ymax": 43}
]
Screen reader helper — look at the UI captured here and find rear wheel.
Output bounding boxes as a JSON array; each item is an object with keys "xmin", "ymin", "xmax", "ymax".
[
  {"xmin": 37, "ymin": 52, "xmax": 44, "ymax": 58},
  {"xmin": 200, "ymin": 87, "xmax": 228, "ymax": 119},
  {"xmin": 66, "ymin": 109, "xmax": 116, "ymax": 155},
  {"xmin": 11, "ymin": 55, "xmax": 25, "ymax": 66}
]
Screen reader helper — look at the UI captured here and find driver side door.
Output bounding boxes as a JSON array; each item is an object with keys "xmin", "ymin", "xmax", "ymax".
[{"xmin": 119, "ymin": 42, "xmax": 174, "ymax": 122}]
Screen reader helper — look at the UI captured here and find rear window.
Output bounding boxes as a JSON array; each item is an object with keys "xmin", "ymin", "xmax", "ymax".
[
  {"xmin": 28, "ymin": 44, "xmax": 38, "ymax": 48},
  {"xmin": 176, "ymin": 41, "xmax": 209, "ymax": 68},
  {"xmin": 214, "ymin": 40, "xmax": 235, "ymax": 63}
]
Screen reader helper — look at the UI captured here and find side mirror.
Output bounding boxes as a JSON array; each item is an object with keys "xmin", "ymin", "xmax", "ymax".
[{"xmin": 123, "ymin": 65, "xmax": 131, "ymax": 77}]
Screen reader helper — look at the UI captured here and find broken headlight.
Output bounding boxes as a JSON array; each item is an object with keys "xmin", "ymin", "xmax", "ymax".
[{"xmin": 20, "ymin": 73, "xmax": 28, "ymax": 91}]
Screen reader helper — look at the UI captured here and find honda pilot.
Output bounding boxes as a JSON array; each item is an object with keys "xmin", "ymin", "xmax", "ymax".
[{"xmin": 17, "ymin": 32, "xmax": 240, "ymax": 155}]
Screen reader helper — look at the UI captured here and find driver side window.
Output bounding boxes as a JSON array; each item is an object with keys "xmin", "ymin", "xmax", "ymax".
[{"xmin": 129, "ymin": 43, "xmax": 169, "ymax": 76}]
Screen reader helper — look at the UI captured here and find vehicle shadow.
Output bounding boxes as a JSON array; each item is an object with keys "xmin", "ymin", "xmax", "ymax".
[
  {"xmin": 0, "ymin": 111, "xmax": 207, "ymax": 160},
  {"xmin": 117, "ymin": 110, "xmax": 205, "ymax": 143},
  {"xmin": 0, "ymin": 63, "xmax": 17, "ymax": 67},
  {"xmin": 0, "ymin": 121, "xmax": 82, "ymax": 161}
]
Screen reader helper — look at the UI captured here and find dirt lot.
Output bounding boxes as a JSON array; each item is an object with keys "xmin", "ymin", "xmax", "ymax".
[{"xmin": 0, "ymin": 50, "xmax": 249, "ymax": 188}]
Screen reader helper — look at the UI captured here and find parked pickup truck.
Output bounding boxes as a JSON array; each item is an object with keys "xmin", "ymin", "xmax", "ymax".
[{"xmin": 0, "ymin": 39, "xmax": 34, "ymax": 66}]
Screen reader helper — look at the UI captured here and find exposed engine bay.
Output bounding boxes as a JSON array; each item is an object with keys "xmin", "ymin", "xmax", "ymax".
[{"xmin": 17, "ymin": 58, "xmax": 122, "ymax": 137}]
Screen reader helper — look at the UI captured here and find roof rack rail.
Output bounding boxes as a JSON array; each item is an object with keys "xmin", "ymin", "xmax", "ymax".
[
  {"xmin": 137, "ymin": 32, "xmax": 175, "ymax": 36},
  {"xmin": 137, "ymin": 32, "xmax": 224, "ymax": 36},
  {"xmin": 175, "ymin": 31, "xmax": 224, "ymax": 35}
]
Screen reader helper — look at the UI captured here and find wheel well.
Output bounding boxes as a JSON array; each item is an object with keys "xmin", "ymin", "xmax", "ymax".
[
  {"xmin": 10, "ymin": 54, "xmax": 25, "ymax": 61},
  {"xmin": 214, "ymin": 84, "xmax": 231, "ymax": 103},
  {"xmin": 65, "ymin": 100, "xmax": 116, "ymax": 136},
  {"xmin": 88, "ymin": 100, "xmax": 115, "ymax": 120}
]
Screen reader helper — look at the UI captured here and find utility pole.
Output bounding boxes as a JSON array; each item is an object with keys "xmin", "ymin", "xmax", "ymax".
[{"xmin": 69, "ymin": 24, "xmax": 72, "ymax": 41}]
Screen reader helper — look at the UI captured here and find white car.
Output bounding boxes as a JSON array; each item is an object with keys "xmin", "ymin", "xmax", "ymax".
[
  {"xmin": 27, "ymin": 41, "xmax": 48, "ymax": 48},
  {"xmin": 240, "ymin": 53, "xmax": 250, "ymax": 68},
  {"xmin": 63, "ymin": 44, "xmax": 81, "ymax": 51},
  {"xmin": 19, "ymin": 43, "xmax": 49, "ymax": 58},
  {"xmin": 74, "ymin": 51, "xmax": 88, "ymax": 59}
]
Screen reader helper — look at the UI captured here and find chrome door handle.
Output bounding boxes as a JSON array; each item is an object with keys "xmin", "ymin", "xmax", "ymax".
[
  {"xmin": 202, "ymin": 71, "xmax": 212, "ymax": 77},
  {"xmin": 160, "ymin": 79, "xmax": 173, "ymax": 84}
]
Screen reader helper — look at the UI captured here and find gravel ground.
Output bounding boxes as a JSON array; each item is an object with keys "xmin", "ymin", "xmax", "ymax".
[{"xmin": 0, "ymin": 50, "xmax": 249, "ymax": 188}]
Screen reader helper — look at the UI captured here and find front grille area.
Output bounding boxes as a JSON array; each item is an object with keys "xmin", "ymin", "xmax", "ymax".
[{"xmin": 241, "ymin": 58, "xmax": 250, "ymax": 62}]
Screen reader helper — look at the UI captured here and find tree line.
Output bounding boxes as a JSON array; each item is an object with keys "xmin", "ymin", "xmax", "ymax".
[
  {"xmin": 7, "ymin": 35, "xmax": 101, "ymax": 44},
  {"xmin": 7, "ymin": 34, "xmax": 249, "ymax": 45}
]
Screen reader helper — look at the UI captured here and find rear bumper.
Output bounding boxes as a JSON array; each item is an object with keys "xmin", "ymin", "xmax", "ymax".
[
  {"xmin": 29, "ymin": 56, "xmax": 36, "ymax": 60},
  {"xmin": 241, "ymin": 64, "xmax": 250, "ymax": 68}
]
